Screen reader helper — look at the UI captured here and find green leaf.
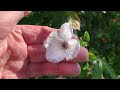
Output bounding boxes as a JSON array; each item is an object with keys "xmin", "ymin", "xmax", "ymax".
[
  {"xmin": 102, "ymin": 58, "xmax": 117, "ymax": 79},
  {"xmin": 98, "ymin": 60, "xmax": 103, "ymax": 70},
  {"xmin": 92, "ymin": 62, "xmax": 103, "ymax": 79},
  {"xmin": 80, "ymin": 41, "xmax": 88, "ymax": 47},
  {"xmin": 89, "ymin": 48, "xmax": 98, "ymax": 54},
  {"xmin": 83, "ymin": 63, "xmax": 89, "ymax": 70},
  {"xmin": 89, "ymin": 52, "xmax": 96, "ymax": 61},
  {"xmin": 83, "ymin": 31, "xmax": 90, "ymax": 42}
]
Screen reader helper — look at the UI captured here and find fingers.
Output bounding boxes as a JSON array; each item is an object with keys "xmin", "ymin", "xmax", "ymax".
[
  {"xmin": 19, "ymin": 25, "xmax": 78, "ymax": 45},
  {"xmin": 63, "ymin": 46, "xmax": 89, "ymax": 62},
  {"xmin": 27, "ymin": 62, "xmax": 80, "ymax": 78},
  {"xmin": 21, "ymin": 25, "xmax": 88, "ymax": 63},
  {"xmin": 19, "ymin": 25, "xmax": 57, "ymax": 45},
  {"xmin": 3, "ymin": 62, "xmax": 80, "ymax": 79},
  {"xmin": 28, "ymin": 44, "xmax": 46, "ymax": 63},
  {"xmin": 28, "ymin": 44, "xmax": 88, "ymax": 63}
]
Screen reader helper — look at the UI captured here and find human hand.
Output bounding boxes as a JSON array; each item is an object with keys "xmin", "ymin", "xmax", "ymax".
[{"xmin": 0, "ymin": 11, "xmax": 89, "ymax": 79}]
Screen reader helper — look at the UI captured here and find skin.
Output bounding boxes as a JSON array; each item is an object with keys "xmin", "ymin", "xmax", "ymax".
[{"xmin": 0, "ymin": 11, "xmax": 89, "ymax": 79}]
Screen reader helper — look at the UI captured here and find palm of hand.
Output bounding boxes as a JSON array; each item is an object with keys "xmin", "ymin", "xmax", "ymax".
[{"xmin": 0, "ymin": 25, "xmax": 88, "ymax": 79}]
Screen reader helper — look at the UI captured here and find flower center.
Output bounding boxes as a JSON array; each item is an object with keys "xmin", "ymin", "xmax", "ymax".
[{"xmin": 61, "ymin": 42, "xmax": 68, "ymax": 49}]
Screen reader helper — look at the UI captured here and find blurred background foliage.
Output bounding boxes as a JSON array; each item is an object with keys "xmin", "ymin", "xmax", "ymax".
[{"xmin": 19, "ymin": 11, "xmax": 120, "ymax": 79}]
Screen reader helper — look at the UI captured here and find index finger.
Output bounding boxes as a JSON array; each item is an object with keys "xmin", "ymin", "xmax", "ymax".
[
  {"xmin": 20, "ymin": 25, "xmax": 57, "ymax": 45},
  {"xmin": 20, "ymin": 25, "xmax": 78, "ymax": 45}
]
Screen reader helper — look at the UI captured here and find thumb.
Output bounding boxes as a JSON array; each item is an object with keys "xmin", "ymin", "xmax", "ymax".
[
  {"xmin": 24, "ymin": 11, "xmax": 32, "ymax": 16},
  {"xmin": 0, "ymin": 11, "xmax": 31, "ymax": 40}
]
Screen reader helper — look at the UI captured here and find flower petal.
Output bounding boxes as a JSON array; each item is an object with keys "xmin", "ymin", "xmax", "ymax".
[
  {"xmin": 58, "ymin": 22, "xmax": 73, "ymax": 41},
  {"xmin": 43, "ymin": 31, "xmax": 58, "ymax": 48},
  {"xmin": 65, "ymin": 39, "xmax": 80, "ymax": 60},
  {"xmin": 46, "ymin": 37, "xmax": 66, "ymax": 63}
]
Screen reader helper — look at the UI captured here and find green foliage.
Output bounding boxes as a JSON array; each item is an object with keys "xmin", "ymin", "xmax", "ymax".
[
  {"xmin": 80, "ymin": 41, "xmax": 88, "ymax": 47},
  {"xmin": 102, "ymin": 58, "xmax": 117, "ymax": 79},
  {"xmin": 19, "ymin": 11, "xmax": 120, "ymax": 79},
  {"xmin": 92, "ymin": 61, "xmax": 103, "ymax": 79},
  {"xmin": 89, "ymin": 52, "xmax": 96, "ymax": 61},
  {"xmin": 83, "ymin": 31, "xmax": 90, "ymax": 42}
]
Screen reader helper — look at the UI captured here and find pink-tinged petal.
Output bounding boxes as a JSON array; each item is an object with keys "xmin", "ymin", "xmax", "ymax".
[
  {"xmin": 43, "ymin": 31, "xmax": 58, "ymax": 48},
  {"xmin": 65, "ymin": 39, "xmax": 80, "ymax": 60},
  {"xmin": 46, "ymin": 37, "xmax": 66, "ymax": 63},
  {"xmin": 58, "ymin": 23, "xmax": 73, "ymax": 41}
]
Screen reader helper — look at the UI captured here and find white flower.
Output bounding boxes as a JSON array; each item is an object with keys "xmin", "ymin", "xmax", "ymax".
[{"xmin": 44, "ymin": 22, "xmax": 80, "ymax": 63}]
